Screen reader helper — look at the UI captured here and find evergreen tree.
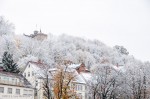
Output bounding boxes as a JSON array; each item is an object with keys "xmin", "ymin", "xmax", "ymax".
[{"xmin": 1, "ymin": 51, "xmax": 19, "ymax": 73}]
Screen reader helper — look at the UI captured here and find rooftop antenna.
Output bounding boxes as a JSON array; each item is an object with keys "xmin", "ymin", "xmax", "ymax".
[
  {"xmin": 40, "ymin": 28, "xmax": 42, "ymax": 33},
  {"xmin": 39, "ymin": 25, "xmax": 42, "ymax": 33}
]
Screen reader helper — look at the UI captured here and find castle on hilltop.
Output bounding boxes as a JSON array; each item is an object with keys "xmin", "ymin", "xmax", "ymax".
[{"xmin": 24, "ymin": 30, "xmax": 47, "ymax": 40}]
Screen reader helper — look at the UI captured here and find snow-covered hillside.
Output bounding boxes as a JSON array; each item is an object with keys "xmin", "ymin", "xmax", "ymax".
[{"xmin": 1, "ymin": 16, "xmax": 150, "ymax": 98}]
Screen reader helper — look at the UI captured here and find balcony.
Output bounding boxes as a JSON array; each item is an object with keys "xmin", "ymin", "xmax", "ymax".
[{"xmin": 0, "ymin": 79, "xmax": 24, "ymax": 86}]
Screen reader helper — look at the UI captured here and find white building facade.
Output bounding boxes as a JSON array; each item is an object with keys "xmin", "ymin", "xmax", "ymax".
[
  {"xmin": 49, "ymin": 63, "xmax": 92, "ymax": 99},
  {"xmin": 23, "ymin": 61, "xmax": 47, "ymax": 99},
  {"xmin": 0, "ymin": 71, "xmax": 34, "ymax": 99},
  {"xmin": 23, "ymin": 61, "xmax": 92, "ymax": 99}
]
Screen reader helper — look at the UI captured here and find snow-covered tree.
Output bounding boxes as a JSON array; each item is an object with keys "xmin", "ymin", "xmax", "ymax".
[
  {"xmin": 0, "ymin": 16, "xmax": 15, "ymax": 36},
  {"xmin": 124, "ymin": 61, "xmax": 150, "ymax": 99},
  {"xmin": 113, "ymin": 45, "xmax": 129, "ymax": 55},
  {"xmin": 1, "ymin": 51, "xmax": 19, "ymax": 73},
  {"xmin": 89, "ymin": 64, "xmax": 120, "ymax": 99}
]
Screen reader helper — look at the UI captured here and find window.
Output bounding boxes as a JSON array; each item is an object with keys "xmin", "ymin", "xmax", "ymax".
[
  {"xmin": 78, "ymin": 85, "xmax": 80, "ymax": 90},
  {"xmin": 28, "ymin": 72, "xmax": 30, "ymax": 77},
  {"xmin": 35, "ymin": 80, "xmax": 38, "ymax": 86},
  {"xmin": 28, "ymin": 90, "xmax": 33, "ymax": 95},
  {"xmin": 16, "ymin": 89, "xmax": 20, "ymax": 94},
  {"xmin": 4, "ymin": 77, "xmax": 9, "ymax": 81},
  {"xmin": 78, "ymin": 93, "xmax": 82, "ymax": 99},
  {"xmin": 71, "ymin": 83, "xmax": 75, "ymax": 89},
  {"xmin": 28, "ymin": 90, "xmax": 33, "ymax": 92},
  {"xmin": 12, "ymin": 78, "xmax": 16, "ymax": 84},
  {"xmin": 32, "ymin": 71, "xmax": 34, "ymax": 76},
  {"xmin": 85, "ymin": 85, "xmax": 88, "ymax": 90},
  {"xmin": 23, "ymin": 89, "xmax": 33, "ymax": 96},
  {"xmin": 0, "ymin": 87, "xmax": 4, "ymax": 93},
  {"xmin": 75, "ymin": 85, "xmax": 78, "ymax": 90},
  {"xmin": 8, "ymin": 88, "xmax": 12, "ymax": 94},
  {"xmin": 23, "ymin": 89, "xmax": 28, "ymax": 96},
  {"xmin": 28, "ymin": 65, "xmax": 30, "ymax": 68},
  {"xmin": 80, "ymin": 85, "xmax": 82, "ymax": 91},
  {"xmin": 16, "ymin": 79, "xmax": 17, "ymax": 83},
  {"xmin": 24, "ymin": 73, "xmax": 26, "ymax": 77},
  {"xmin": 76, "ymin": 84, "xmax": 82, "ymax": 91}
]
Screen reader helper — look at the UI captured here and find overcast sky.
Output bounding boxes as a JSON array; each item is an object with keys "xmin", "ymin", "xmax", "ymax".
[{"xmin": 0, "ymin": 0, "xmax": 150, "ymax": 62}]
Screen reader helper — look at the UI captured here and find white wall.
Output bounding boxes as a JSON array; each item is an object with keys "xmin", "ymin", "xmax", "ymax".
[
  {"xmin": 23, "ymin": 63, "xmax": 44, "ymax": 99},
  {"xmin": 0, "ymin": 84, "xmax": 34, "ymax": 99},
  {"xmin": 23, "ymin": 63, "xmax": 36, "ymax": 87},
  {"xmin": 75, "ymin": 83, "xmax": 86, "ymax": 99}
]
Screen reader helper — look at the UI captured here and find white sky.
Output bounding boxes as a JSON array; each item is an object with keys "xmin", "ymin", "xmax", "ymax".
[{"xmin": 0, "ymin": 0, "xmax": 150, "ymax": 62}]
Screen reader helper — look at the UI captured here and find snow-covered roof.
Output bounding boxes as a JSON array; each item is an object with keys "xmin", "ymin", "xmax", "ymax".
[
  {"xmin": 68, "ymin": 63, "xmax": 81, "ymax": 69},
  {"xmin": 49, "ymin": 68, "xmax": 57, "ymax": 71},
  {"xmin": 27, "ymin": 61, "xmax": 48, "ymax": 78},
  {"xmin": 80, "ymin": 72, "xmax": 92, "ymax": 82},
  {"xmin": 68, "ymin": 63, "xmax": 92, "ymax": 84},
  {"xmin": 48, "ymin": 63, "xmax": 91, "ymax": 84},
  {"xmin": 31, "ymin": 64, "xmax": 45, "ymax": 78},
  {"xmin": 0, "ymin": 71, "xmax": 33, "ymax": 88},
  {"xmin": 112, "ymin": 65, "xmax": 126, "ymax": 72},
  {"xmin": 75, "ymin": 74, "xmax": 86, "ymax": 84},
  {"xmin": 91, "ymin": 63, "xmax": 125, "ymax": 73}
]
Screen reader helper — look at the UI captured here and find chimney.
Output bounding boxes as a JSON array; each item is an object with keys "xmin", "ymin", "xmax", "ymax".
[
  {"xmin": 77, "ymin": 63, "xmax": 86, "ymax": 73},
  {"xmin": 38, "ymin": 59, "xmax": 41, "ymax": 63},
  {"xmin": 34, "ymin": 30, "xmax": 38, "ymax": 34}
]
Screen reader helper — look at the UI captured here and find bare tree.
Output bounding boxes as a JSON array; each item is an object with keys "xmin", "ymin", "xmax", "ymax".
[
  {"xmin": 43, "ymin": 74, "xmax": 53, "ymax": 99},
  {"xmin": 89, "ymin": 64, "xmax": 120, "ymax": 99},
  {"xmin": 125, "ymin": 64, "xmax": 150, "ymax": 99},
  {"xmin": 49, "ymin": 64, "xmax": 78, "ymax": 99}
]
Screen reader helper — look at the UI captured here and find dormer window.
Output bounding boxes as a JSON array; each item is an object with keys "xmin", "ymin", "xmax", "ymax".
[
  {"xmin": 24, "ymin": 73, "xmax": 26, "ymax": 77},
  {"xmin": 32, "ymin": 71, "xmax": 34, "ymax": 76}
]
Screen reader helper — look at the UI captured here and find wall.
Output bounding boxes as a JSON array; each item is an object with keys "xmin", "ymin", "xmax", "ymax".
[
  {"xmin": 0, "ymin": 85, "xmax": 34, "ymax": 99},
  {"xmin": 23, "ymin": 63, "xmax": 44, "ymax": 99}
]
